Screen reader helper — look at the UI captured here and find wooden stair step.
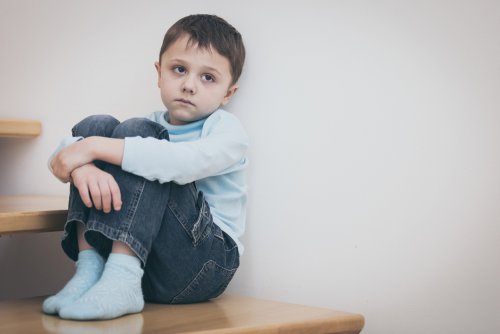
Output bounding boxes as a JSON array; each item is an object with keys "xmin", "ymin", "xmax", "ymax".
[
  {"xmin": 0, "ymin": 294, "xmax": 364, "ymax": 333},
  {"xmin": 0, "ymin": 119, "xmax": 42, "ymax": 138},
  {"xmin": 0, "ymin": 196, "xmax": 67, "ymax": 234}
]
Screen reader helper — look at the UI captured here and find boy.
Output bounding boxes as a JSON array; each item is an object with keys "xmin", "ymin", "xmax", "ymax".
[{"xmin": 43, "ymin": 14, "xmax": 248, "ymax": 320}]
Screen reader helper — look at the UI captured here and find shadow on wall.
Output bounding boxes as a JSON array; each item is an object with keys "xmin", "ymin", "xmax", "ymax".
[{"xmin": 0, "ymin": 232, "xmax": 73, "ymax": 300}]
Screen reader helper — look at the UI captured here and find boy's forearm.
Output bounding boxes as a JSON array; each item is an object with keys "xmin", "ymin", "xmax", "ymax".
[
  {"xmin": 88, "ymin": 136, "xmax": 125, "ymax": 166},
  {"xmin": 49, "ymin": 136, "xmax": 125, "ymax": 183}
]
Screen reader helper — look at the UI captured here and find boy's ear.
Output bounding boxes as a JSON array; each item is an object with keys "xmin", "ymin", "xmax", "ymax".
[
  {"xmin": 154, "ymin": 61, "xmax": 161, "ymax": 87},
  {"xmin": 221, "ymin": 84, "xmax": 239, "ymax": 106}
]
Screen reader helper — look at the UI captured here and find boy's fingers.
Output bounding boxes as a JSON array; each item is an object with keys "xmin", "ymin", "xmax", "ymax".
[
  {"xmin": 109, "ymin": 178, "xmax": 122, "ymax": 211},
  {"xmin": 88, "ymin": 181, "xmax": 102, "ymax": 210},
  {"xmin": 77, "ymin": 183, "xmax": 93, "ymax": 208},
  {"xmin": 99, "ymin": 180, "xmax": 112, "ymax": 213}
]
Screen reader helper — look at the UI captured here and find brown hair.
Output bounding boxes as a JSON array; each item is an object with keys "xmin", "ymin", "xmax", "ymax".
[{"xmin": 159, "ymin": 14, "xmax": 245, "ymax": 85}]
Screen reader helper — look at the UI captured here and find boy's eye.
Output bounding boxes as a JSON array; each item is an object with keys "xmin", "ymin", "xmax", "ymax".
[
  {"xmin": 173, "ymin": 66, "xmax": 186, "ymax": 74},
  {"xmin": 202, "ymin": 74, "xmax": 215, "ymax": 82}
]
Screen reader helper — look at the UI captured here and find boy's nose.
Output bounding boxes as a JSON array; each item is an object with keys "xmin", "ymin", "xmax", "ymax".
[
  {"xmin": 183, "ymin": 86, "xmax": 195, "ymax": 94},
  {"xmin": 182, "ymin": 75, "xmax": 196, "ymax": 94}
]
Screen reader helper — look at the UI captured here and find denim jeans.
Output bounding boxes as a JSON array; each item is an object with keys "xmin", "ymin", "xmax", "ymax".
[{"xmin": 61, "ymin": 115, "xmax": 240, "ymax": 304}]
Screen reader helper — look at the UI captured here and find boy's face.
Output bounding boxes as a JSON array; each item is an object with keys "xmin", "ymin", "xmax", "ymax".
[{"xmin": 155, "ymin": 34, "xmax": 238, "ymax": 125}]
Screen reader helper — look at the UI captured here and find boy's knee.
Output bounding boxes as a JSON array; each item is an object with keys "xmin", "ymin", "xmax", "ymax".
[
  {"xmin": 111, "ymin": 118, "xmax": 168, "ymax": 139},
  {"xmin": 72, "ymin": 115, "xmax": 120, "ymax": 137}
]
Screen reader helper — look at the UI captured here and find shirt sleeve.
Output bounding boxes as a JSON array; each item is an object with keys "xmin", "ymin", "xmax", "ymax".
[{"xmin": 121, "ymin": 116, "xmax": 249, "ymax": 184}]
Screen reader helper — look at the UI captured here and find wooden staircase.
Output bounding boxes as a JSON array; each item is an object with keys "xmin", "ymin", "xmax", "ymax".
[
  {"xmin": 0, "ymin": 119, "xmax": 67, "ymax": 235},
  {"xmin": 0, "ymin": 294, "xmax": 364, "ymax": 334},
  {"xmin": 0, "ymin": 119, "xmax": 364, "ymax": 333}
]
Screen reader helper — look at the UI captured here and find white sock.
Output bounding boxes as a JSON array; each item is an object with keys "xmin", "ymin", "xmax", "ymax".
[
  {"xmin": 42, "ymin": 249, "xmax": 104, "ymax": 314},
  {"xmin": 59, "ymin": 253, "xmax": 144, "ymax": 320}
]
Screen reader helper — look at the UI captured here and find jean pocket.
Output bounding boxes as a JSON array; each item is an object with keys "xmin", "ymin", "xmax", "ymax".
[
  {"xmin": 170, "ymin": 189, "xmax": 213, "ymax": 247},
  {"xmin": 171, "ymin": 260, "xmax": 237, "ymax": 304},
  {"xmin": 190, "ymin": 194, "xmax": 213, "ymax": 246}
]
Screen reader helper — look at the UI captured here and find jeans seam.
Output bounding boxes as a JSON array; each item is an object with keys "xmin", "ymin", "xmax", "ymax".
[
  {"xmin": 61, "ymin": 218, "xmax": 86, "ymax": 261},
  {"xmin": 170, "ymin": 260, "xmax": 237, "ymax": 304},
  {"xmin": 125, "ymin": 179, "xmax": 146, "ymax": 232}
]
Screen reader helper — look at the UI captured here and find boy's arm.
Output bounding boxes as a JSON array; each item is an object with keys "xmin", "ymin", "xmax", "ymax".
[
  {"xmin": 50, "ymin": 137, "xmax": 124, "ymax": 182},
  {"xmin": 122, "ymin": 123, "xmax": 248, "ymax": 184},
  {"xmin": 120, "ymin": 113, "xmax": 249, "ymax": 184},
  {"xmin": 50, "ymin": 112, "xmax": 248, "ymax": 184}
]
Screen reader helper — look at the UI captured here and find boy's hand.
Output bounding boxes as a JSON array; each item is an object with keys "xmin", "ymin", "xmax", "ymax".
[
  {"xmin": 70, "ymin": 163, "xmax": 122, "ymax": 213},
  {"xmin": 50, "ymin": 137, "xmax": 125, "ymax": 183},
  {"xmin": 51, "ymin": 138, "xmax": 96, "ymax": 183}
]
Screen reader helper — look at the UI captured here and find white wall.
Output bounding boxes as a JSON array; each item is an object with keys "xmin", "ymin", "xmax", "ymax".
[{"xmin": 1, "ymin": 0, "xmax": 499, "ymax": 333}]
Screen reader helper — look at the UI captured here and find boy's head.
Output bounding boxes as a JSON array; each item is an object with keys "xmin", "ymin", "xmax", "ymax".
[
  {"xmin": 155, "ymin": 14, "xmax": 246, "ymax": 125},
  {"xmin": 159, "ymin": 14, "xmax": 245, "ymax": 86}
]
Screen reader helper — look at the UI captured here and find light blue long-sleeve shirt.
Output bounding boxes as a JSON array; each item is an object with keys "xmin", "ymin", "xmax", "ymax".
[{"xmin": 50, "ymin": 109, "xmax": 249, "ymax": 255}]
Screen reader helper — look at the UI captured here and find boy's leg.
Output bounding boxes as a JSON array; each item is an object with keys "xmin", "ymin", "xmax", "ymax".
[
  {"xmin": 64, "ymin": 117, "xmax": 171, "ymax": 264},
  {"xmin": 43, "ymin": 115, "xmax": 119, "ymax": 314},
  {"xmin": 141, "ymin": 183, "xmax": 240, "ymax": 304},
  {"xmin": 62, "ymin": 114, "xmax": 121, "ymax": 261},
  {"xmin": 59, "ymin": 118, "xmax": 170, "ymax": 320}
]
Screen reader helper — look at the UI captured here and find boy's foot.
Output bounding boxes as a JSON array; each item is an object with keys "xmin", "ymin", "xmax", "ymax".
[
  {"xmin": 42, "ymin": 249, "xmax": 104, "ymax": 314},
  {"xmin": 59, "ymin": 253, "xmax": 144, "ymax": 320}
]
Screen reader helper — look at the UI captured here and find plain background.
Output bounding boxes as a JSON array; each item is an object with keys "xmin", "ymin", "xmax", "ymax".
[{"xmin": 1, "ymin": 1, "xmax": 499, "ymax": 333}]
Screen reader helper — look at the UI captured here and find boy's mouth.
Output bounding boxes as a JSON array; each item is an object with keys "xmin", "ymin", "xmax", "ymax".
[{"xmin": 175, "ymin": 99, "xmax": 195, "ymax": 106}]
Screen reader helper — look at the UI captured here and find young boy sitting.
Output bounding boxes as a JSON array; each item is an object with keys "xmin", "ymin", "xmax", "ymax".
[{"xmin": 43, "ymin": 14, "xmax": 248, "ymax": 320}]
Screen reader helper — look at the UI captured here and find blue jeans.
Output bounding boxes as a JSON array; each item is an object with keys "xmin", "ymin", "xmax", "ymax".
[{"xmin": 61, "ymin": 115, "xmax": 240, "ymax": 304}]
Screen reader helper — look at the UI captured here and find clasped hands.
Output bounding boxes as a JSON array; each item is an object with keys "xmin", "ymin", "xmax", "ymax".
[{"xmin": 50, "ymin": 137, "xmax": 122, "ymax": 213}]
